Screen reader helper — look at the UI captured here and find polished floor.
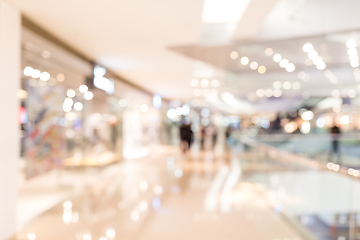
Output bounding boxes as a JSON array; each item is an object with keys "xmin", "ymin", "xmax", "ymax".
[{"xmin": 11, "ymin": 146, "xmax": 303, "ymax": 240}]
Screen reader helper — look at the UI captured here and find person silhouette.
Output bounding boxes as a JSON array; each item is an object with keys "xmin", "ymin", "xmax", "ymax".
[{"xmin": 329, "ymin": 124, "xmax": 341, "ymax": 163}]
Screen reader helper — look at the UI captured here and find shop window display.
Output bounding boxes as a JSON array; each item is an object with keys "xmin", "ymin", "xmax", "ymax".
[
  {"xmin": 24, "ymin": 77, "xmax": 65, "ymax": 178},
  {"xmin": 20, "ymin": 27, "xmax": 162, "ymax": 180},
  {"xmin": 64, "ymin": 112, "xmax": 119, "ymax": 166}
]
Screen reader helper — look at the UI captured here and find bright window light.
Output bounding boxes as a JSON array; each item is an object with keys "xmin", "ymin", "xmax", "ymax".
[
  {"xmin": 153, "ymin": 95, "xmax": 162, "ymax": 109},
  {"xmin": 202, "ymin": 0, "xmax": 251, "ymax": 23},
  {"xmin": 94, "ymin": 65, "xmax": 106, "ymax": 77}
]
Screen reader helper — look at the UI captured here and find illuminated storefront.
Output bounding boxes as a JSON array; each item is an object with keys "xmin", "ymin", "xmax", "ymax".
[{"xmin": 20, "ymin": 27, "xmax": 162, "ymax": 179}]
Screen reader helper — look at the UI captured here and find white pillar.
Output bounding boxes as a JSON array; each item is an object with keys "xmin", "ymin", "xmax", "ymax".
[{"xmin": 0, "ymin": 1, "xmax": 21, "ymax": 239}]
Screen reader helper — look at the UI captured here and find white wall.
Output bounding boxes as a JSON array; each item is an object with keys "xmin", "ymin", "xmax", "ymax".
[{"xmin": 0, "ymin": 1, "xmax": 21, "ymax": 239}]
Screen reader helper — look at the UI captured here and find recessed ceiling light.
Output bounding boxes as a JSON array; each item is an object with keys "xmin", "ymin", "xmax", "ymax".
[
  {"xmin": 273, "ymin": 81, "xmax": 282, "ymax": 89},
  {"xmin": 312, "ymin": 56, "xmax": 322, "ymax": 65},
  {"xmin": 279, "ymin": 59, "xmax": 289, "ymax": 68},
  {"xmin": 273, "ymin": 89, "xmax": 282, "ymax": 97},
  {"xmin": 24, "ymin": 66, "xmax": 33, "ymax": 76},
  {"xmin": 241, "ymin": 57, "xmax": 249, "ymax": 65},
  {"xmin": 283, "ymin": 81, "xmax": 291, "ymax": 90},
  {"xmin": 250, "ymin": 62, "xmax": 258, "ymax": 70},
  {"xmin": 265, "ymin": 89, "xmax": 273, "ymax": 98},
  {"xmin": 348, "ymin": 48, "xmax": 358, "ymax": 56},
  {"xmin": 302, "ymin": 43, "xmax": 313, "ymax": 53},
  {"xmin": 230, "ymin": 51, "xmax": 238, "ymax": 60},
  {"xmin": 258, "ymin": 66, "xmax": 266, "ymax": 74},
  {"xmin": 256, "ymin": 89, "xmax": 265, "ymax": 97},
  {"xmin": 286, "ymin": 63, "xmax": 295, "ymax": 72},
  {"xmin": 265, "ymin": 48, "xmax": 273, "ymax": 56},
  {"xmin": 316, "ymin": 62, "xmax": 326, "ymax": 70},
  {"xmin": 308, "ymin": 50, "xmax": 318, "ymax": 59},
  {"xmin": 351, "ymin": 61, "xmax": 359, "ymax": 68},
  {"xmin": 347, "ymin": 39, "xmax": 357, "ymax": 48},
  {"xmin": 273, "ymin": 54, "xmax": 282, "ymax": 62}
]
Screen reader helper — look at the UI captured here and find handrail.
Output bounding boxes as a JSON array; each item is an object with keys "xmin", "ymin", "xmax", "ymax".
[
  {"xmin": 240, "ymin": 136, "xmax": 360, "ymax": 240},
  {"xmin": 240, "ymin": 136, "xmax": 360, "ymax": 179},
  {"xmin": 252, "ymin": 133, "xmax": 360, "ymax": 142}
]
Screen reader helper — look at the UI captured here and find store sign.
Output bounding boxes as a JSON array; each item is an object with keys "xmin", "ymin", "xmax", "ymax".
[{"xmin": 94, "ymin": 65, "xmax": 114, "ymax": 94}]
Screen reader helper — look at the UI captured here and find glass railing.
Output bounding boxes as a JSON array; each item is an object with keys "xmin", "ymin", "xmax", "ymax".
[
  {"xmin": 251, "ymin": 133, "xmax": 360, "ymax": 168},
  {"xmin": 239, "ymin": 136, "xmax": 360, "ymax": 240}
]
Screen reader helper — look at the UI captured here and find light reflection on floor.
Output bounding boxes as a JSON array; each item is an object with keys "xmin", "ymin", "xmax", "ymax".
[{"xmin": 11, "ymin": 146, "xmax": 302, "ymax": 240}]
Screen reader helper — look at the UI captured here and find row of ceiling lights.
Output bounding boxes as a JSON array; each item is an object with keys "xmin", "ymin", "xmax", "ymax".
[
  {"xmin": 324, "ymin": 70, "xmax": 338, "ymax": 84},
  {"xmin": 256, "ymin": 88, "xmax": 282, "ymax": 98},
  {"xmin": 192, "ymin": 99, "xmax": 209, "ymax": 108},
  {"xmin": 230, "ymin": 40, "xmax": 360, "ymax": 101},
  {"xmin": 301, "ymin": 40, "xmax": 360, "ymax": 81},
  {"xmin": 264, "ymin": 47, "xmax": 296, "ymax": 72},
  {"xmin": 232, "ymin": 48, "xmax": 297, "ymax": 73},
  {"xmin": 273, "ymin": 81, "xmax": 301, "ymax": 90},
  {"xmin": 302, "ymin": 43, "xmax": 326, "ymax": 70},
  {"xmin": 22, "ymin": 66, "xmax": 91, "ymax": 113},
  {"xmin": 302, "ymin": 40, "xmax": 360, "ymax": 84},
  {"xmin": 190, "ymin": 78, "xmax": 220, "ymax": 88},
  {"xmin": 230, "ymin": 51, "xmax": 267, "ymax": 74},
  {"xmin": 255, "ymin": 81, "xmax": 302, "ymax": 98},
  {"xmin": 24, "ymin": 66, "xmax": 65, "ymax": 82},
  {"xmin": 231, "ymin": 39, "xmax": 359, "ymax": 75},
  {"xmin": 24, "ymin": 67, "xmax": 152, "ymax": 116},
  {"xmin": 193, "ymin": 88, "xmax": 218, "ymax": 98},
  {"xmin": 69, "ymin": 88, "xmax": 151, "ymax": 113},
  {"xmin": 266, "ymin": 41, "xmax": 359, "ymax": 97},
  {"xmin": 271, "ymin": 53, "xmax": 296, "ymax": 73},
  {"xmin": 303, "ymin": 39, "xmax": 360, "ymax": 70},
  {"xmin": 190, "ymin": 78, "xmax": 220, "ymax": 98},
  {"xmin": 331, "ymin": 88, "xmax": 358, "ymax": 98},
  {"xmin": 25, "ymin": 64, "xmax": 159, "ymax": 118},
  {"xmin": 298, "ymin": 71, "xmax": 310, "ymax": 81}
]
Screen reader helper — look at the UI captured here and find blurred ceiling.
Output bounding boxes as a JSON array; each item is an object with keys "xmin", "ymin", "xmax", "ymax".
[
  {"xmin": 7, "ymin": 0, "xmax": 360, "ymax": 106},
  {"xmin": 171, "ymin": 32, "xmax": 360, "ymax": 96}
]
